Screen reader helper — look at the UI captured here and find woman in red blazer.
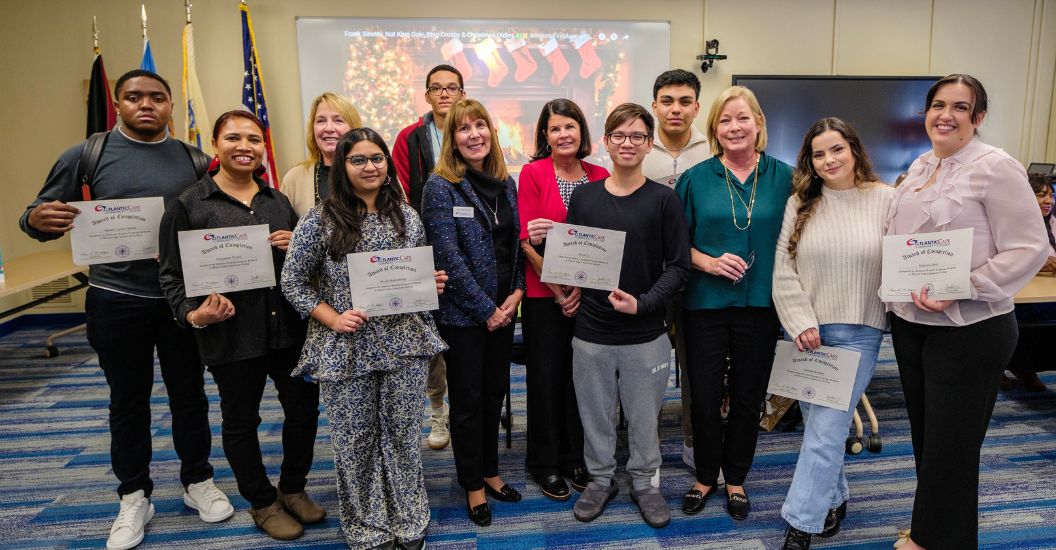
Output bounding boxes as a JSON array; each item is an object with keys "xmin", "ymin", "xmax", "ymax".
[{"xmin": 517, "ymin": 99, "xmax": 609, "ymax": 501}]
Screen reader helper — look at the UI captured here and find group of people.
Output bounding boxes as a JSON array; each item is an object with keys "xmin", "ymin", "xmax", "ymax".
[{"xmin": 18, "ymin": 61, "xmax": 1054, "ymax": 550}]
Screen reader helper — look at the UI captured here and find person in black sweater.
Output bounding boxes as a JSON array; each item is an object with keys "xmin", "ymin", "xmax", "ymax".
[{"xmin": 556, "ymin": 103, "xmax": 690, "ymax": 528}]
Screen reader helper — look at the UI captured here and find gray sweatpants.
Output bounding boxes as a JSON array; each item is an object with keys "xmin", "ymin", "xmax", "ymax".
[{"xmin": 572, "ymin": 333, "xmax": 672, "ymax": 491}]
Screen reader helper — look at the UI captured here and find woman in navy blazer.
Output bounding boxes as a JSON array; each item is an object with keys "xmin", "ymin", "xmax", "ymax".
[{"xmin": 421, "ymin": 99, "xmax": 526, "ymax": 527}]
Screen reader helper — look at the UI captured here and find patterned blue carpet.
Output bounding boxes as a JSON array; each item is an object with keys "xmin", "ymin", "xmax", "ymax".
[{"xmin": 2, "ymin": 321, "xmax": 1056, "ymax": 549}]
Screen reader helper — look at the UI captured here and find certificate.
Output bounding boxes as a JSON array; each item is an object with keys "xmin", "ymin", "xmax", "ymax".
[
  {"xmin": 880, "ymin": 228, "xmax": 973, "ymax": 302},
  {"xmin": 346, "ymin": 246, "xmax": 438, "ymax": 316},
  {"xmin": 540, "ymin": 223, "xmax": 626, "ymax": 291},
  {"xmin": 767, "ymin": 341, "xmax": 861, "ymax": 412},
  {"xmin": 177, "ymin": 224, "xmax": 275, "ymax": 297},
  {"xmin": 68, "ymin": 197, "xmax": 165, "ymax": 265}
]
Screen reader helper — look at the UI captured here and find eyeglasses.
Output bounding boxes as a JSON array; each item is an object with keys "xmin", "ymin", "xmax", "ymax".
[
  {"xmin": 427, "ymin": 85, "xmax": 463, "ymax": 96},
  {"xmin": 345, "ymin": 154, "xmax": 388, "ymax": 168},
  {"xmin": 607, "ymin": 132, "xmax": 649, "ymax": 145},
  {"xmin": 732, "ymin": 250, "xmax": 756, "ymax": 285}
]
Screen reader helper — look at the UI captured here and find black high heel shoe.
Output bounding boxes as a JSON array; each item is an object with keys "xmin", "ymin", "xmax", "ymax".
[
  {"xmin": 484, "ymin": 483, "xmax": 522, "ymax": 503},
  {"xmin": 465, "ymin": 491, "xmax": 491, "ymax": 527}
]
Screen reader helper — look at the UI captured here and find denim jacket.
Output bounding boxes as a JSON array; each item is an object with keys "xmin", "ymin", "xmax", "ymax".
[{"xmin": 421, "ymin": 173, "xmax": 526, "ymax": 327}]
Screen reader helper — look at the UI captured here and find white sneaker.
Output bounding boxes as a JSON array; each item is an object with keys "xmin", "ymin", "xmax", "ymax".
[
  {"xmin": 427, "ymin": 402, "xmax": 450, "ymax": 450},
  {"xmin": 183, "ymin": 478, "xmax": 234, "ymax": 523},
  {"xmin": 107, "ymin": 490, "xmax": 154, "ymax": 550}
]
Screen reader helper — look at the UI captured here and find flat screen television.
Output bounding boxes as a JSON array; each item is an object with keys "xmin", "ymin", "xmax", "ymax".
[{"xmin": 731, "ymin": 76, "xmax": 940, "ymax": 184}]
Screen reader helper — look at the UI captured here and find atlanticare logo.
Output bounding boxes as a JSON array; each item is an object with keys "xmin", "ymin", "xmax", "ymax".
[
  {"xmin": 568, "ymin": 228, "xmax": 605, "ymax": 242},
  {"xmin": 804, "ymin": 349, "xmax": 840, "ymax": 361},
  {"xmin": 94, "ymin": 204, "xmax": 142, "ymax": 214},
  {"xmin": 906, "ymin": 237, "xmax": 951, "ymax": 247},
  {"xmin": 370, "ymin": 254, "xmax": 412, "ymax": 264},
  {"xmin": 203, "ymin": 232, "xmax": 248, "ymax": 242}
]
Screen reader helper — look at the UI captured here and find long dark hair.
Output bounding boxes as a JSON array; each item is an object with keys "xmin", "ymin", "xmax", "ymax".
[
  {"xmin": 531, "ymin": 99, "xmax": 592, "ymax": 161},
  {"xmin": 321, "ymin": 128, "xmax": 406, "ymax": 260},
  {"xmin": 788, "ymin": 117, "xmax": 878, "ymax": 260},
  {"xmin": 1029, "ymin": 173, "xmax": 1056, "ymax": 253}
]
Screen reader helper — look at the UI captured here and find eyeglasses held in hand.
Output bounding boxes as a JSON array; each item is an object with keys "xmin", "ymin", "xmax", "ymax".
[
  {"xmin": 345, "ymin": 154, "xmax": 388, "ymax": 168},
  {"xmin": 732, "ymin": 250, "xmax": 756, "ymax": 285},
  {"xmin": 427, "ymin": 85, "xmax": 463, "ymax": 96},
  {"xmin": 607, "ymin": 132, "xmax": 650, "ymax": 145}
]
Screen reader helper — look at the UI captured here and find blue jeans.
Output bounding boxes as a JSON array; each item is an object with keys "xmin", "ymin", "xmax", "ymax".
[{"xmin": 781, "ymin": 323, "xmax": 882, "ymax": 533}]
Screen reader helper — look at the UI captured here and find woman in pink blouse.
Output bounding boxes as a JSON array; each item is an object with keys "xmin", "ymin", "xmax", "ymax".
[
  {"xmin": 884, "ymin": 74, "xmax": 1048, "ymax": 550},
  {"xmin": 517, "ymin": 99, "xmax": 609, "ymax": 500}
]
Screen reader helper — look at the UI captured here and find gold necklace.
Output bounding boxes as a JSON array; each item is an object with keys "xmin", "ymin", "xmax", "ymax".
[{"xmin": 721, "ymin": 155, "xmax": 759, "ymax": 230}]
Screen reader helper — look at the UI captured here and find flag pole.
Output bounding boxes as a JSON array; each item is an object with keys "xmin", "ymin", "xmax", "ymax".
[{"xmin": 141, "ymin": 4, "xmax": 147, "ymax": 39}]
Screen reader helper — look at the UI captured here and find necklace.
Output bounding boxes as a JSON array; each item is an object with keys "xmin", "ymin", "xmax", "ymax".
[
  {"xmin": 479, "ymin": 196, "xmax": 500, "ymax": 225},
  {"xmin": 721, "ymin": 155, "xmax": 759, "ymax": 231},
  {"xmin": 313, "ymin": 162, "xmax": 324, "ymax": 204}
]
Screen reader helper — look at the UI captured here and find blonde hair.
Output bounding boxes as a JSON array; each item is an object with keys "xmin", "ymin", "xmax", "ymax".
[
  {"xmin": 705, "ymin": 85, "xmax": 768, "ymax": 156},
  {"xmin": 300, "ymin": 93, "xmax": 363, "ymax": 167},
  {"xmin": 433, "ymin": 99, "xmax": 509, "ymax": 183}
]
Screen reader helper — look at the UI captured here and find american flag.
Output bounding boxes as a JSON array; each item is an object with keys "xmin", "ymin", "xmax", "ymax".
[{"xmin": 240, "ymin": 2, "xmax": 279, "ymax": 187}]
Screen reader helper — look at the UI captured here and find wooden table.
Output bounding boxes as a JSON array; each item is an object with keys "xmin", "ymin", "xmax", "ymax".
[
  {"xmin": 1014, "ymin": 274, "xmax": 1056, "ymax": 304},
  {"xmin": 0, "ymin": 249, "xmax": 88, "ymax": 356}
]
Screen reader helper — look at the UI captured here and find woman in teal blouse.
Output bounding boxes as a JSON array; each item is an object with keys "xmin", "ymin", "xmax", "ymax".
[{"xmin": 674, "ymin": 85, "xmax": 792, "ymax": 521}]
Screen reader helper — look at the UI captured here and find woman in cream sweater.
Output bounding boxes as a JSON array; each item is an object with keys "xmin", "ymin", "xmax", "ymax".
[
  {"xmin": 771, "ymin": 117, "xmax": 893, "ymax": 550},
  {"xmin": 281, "ymin": 93, "xmax": 363, "ymax": 216}
]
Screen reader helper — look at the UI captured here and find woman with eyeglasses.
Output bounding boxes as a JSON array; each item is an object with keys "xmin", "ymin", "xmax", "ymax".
[
  {"xmin": 281, "ymin": 93, "xmax": 364, "ymax": 216},
  {"xmin": 673, "ymin": 86, "xmax": 792, "ymax": 521},
  {"xmin": 281, "ymin": 128, "xmax": 447, "ymax": 550},
  {"xmin": 421, "ymin": 99, "xmax": 525, "ymax": 527}
]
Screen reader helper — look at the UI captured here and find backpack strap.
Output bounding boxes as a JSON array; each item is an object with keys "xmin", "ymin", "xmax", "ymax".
[
  {"xmin": 180, "ymin": 141, "xmax": 212, "ymax": 179},
  {"xmin": 78, "ymin": 131, "xmax": 111, "ymax": 201}
]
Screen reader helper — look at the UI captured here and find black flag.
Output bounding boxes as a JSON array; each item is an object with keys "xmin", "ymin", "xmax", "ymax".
[{"xmin": 86, "ymin": 54, "xmax": 116, "ymax": 137}]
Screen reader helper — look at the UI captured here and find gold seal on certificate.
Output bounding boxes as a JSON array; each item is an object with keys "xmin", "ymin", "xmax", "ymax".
[
  {"xmin": 68, "ymin": 197, "xmax": 165, "ymax": 265},
  {"xmin": 539, "ymin": 223, "xmax": 626, "ymax": 291},
  {"xmin": 767, "ymin": 341, "xmax": 861, "ymax": 412},
  {"xmin": 177, "ymin": 224, "xmax": 276, "ymax": 297},
  {"xmin": 346, "ymin": 246, "xmax": 438, "ymax": 316},
  {"xmin": 880, "ymin": 228, "xmax": 973, "ymax": 302}
]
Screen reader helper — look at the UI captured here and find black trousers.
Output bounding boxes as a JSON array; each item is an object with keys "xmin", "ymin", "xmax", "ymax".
[
  {"xmin": 439, "ymin": 323, "xmax": 514, "ymax": 491},
  {"xmin": 208, "ymin": 346, "xmax": 320, "ymax": 509},
  {"xmin": 85, "ymin": 287, "xmax": 213, "ymax": 498},
  {"xmin": 521, "ymin": 298, "xmax": 585, "ymax": 477},
  {"xmin": 890, "ymin": 312, "xmax": 1017, "ymax": 550},
  {"xmin": 683, "ymin": 306, "xmax": 780, "ymax": 486}
]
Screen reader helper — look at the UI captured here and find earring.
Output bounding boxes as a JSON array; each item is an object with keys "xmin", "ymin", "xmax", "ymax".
[
  {"xmin": 385, "ymin": 176, "xmax": 392, "ymax": 186},
  {"xmin": 546, "ymin": 144, "xmax": 552, "ymax": 152}
]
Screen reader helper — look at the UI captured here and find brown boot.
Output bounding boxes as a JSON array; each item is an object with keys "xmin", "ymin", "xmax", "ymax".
[
  {"xmin": 249, "ymin": 501, "xmax": 304, "ymax": 540},
  {"xmin": 278, "ymin": 489, "xmax": 326, "ymax": 524}
]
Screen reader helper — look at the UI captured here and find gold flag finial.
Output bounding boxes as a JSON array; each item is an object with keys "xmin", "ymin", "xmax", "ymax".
[
  {"xmin": 92, "ymin": 16, "xmax": 99, "ymax": 54},
  {"xmin": 140, "ymin": 4, "xmax": 147, "ymax": 38}
]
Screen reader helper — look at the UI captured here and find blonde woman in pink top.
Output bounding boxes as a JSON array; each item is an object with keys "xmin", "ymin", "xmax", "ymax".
[
  {"xmin": 884, "ymin": 74, "xmax": 1048, "ymax": 550},
  {"xmin": 518, "ymin": 99, "xmax": 609, "ymax": 501}
]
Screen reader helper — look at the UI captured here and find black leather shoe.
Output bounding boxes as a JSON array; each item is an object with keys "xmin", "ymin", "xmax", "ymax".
[
  {"xmin": 465, "ymin": 491, "xmax": 491, "ymax": 527},
  {"xmin": 681, "ymin": 485, "xmax": 716, "ymax": 515},
  {"xmin": 819, "ymin": 501, "xmax": 846, "ymax": 538},
  {"xmin": 534, "ymin": 474, "xmax": 570, "ymax": 501},
  {"xmin": 484, "ymin": 483, "xmax": 522, "ymax": 503},
  {"xmin": 566, "ymin": 467, "xmax": 591, "ymax": 492},
  {"xmin": 725, "ymin": 491, "xmax": 750, "ymax": 520},
  {"xmin": 397, "ymin": 537, "xmax": 425, "ymax": 550},
  {"xmin": 783, "ymin": 525, "xmax": 812, "ymax": 549}
]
